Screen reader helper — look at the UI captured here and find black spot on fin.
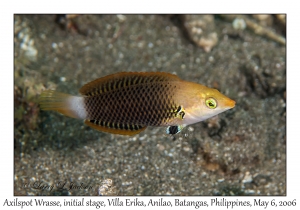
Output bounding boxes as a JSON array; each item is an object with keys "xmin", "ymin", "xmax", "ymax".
[{"xmin": 166, "ymin": 125, "xmax": 185, "ymax": 135}]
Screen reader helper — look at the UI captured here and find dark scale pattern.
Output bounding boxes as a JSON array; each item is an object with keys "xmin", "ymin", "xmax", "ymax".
[
  {"xmin": 84, "ymin": 82, "xmax": 181, "ymax": 128},
  {"xmin": 82, "ymin": 73, "xmax": 180, "ymax": 96},
  {"xmin": 89, "ymin": 119, "xmax": 143, "ymax": 131}
]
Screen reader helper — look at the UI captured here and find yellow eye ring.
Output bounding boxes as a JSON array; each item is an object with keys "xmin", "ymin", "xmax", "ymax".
[{"xmin": 205, "ymin": 98, "xmax": 217, "ymax": 109}]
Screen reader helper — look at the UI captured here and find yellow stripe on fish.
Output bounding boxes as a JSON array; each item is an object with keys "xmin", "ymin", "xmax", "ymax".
[{"xmin": 39, "ymin": 72, "xmax": 235, "ymax": 135}]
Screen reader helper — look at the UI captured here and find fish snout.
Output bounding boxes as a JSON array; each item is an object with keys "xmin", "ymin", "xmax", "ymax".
[{"xmin": 224, "ymin": 98, "xmax": 236, "ymax": 109}]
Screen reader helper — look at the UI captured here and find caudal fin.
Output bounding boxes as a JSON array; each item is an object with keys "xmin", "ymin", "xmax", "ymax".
[{"xmin": 39, "ymin": 90, "xmax": 87, "ymax": 119}]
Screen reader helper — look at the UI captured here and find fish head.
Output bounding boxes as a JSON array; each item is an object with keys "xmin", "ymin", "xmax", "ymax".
[{"xmin": 184, "ymin": 87, "xmax": 235, "ymax": 125}]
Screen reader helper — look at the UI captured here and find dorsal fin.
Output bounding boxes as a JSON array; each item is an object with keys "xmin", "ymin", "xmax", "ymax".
[{"xmin": 79, "ymin": 72, "xmax": 181, "ymax": 96}]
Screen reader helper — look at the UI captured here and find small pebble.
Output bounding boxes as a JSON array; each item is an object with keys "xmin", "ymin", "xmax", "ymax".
[
  {"xmin": 148, "ymin": 42, "xmax": 153, "ymax": 48},
  {"xmin": 52, "ymin": 42, "xmax": 58, "ymax": 49},
  {"xmin": 116, "ymin": 14, "xmax": 126, "ymax": 22},
  {"xmin": 233, "ymin": 18, "xmax": 247, "ymax": 30},
  {"xmin": 242, "ymin": 171, "xmax": 253, "ymax": 183}
]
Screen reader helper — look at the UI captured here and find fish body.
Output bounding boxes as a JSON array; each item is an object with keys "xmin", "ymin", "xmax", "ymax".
[{"xmin": 39, "ymin": 72, "xmax": 235, "ymax": 135}]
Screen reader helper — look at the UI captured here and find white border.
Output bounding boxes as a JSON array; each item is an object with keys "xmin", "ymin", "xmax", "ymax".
[{"xmin": 2, "ymin": 0, "xmax": 298, "ymax": 209}]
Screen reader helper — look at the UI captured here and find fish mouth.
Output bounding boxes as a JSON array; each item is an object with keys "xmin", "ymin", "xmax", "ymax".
[{"xmin": 225, "ymin": 98, "xmax": 236, "ymax": 108}]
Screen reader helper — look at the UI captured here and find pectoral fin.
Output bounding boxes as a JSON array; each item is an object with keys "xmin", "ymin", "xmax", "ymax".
[{"xmin": 166, "ymin": 125, "xmax": 185, "ymax": 135}]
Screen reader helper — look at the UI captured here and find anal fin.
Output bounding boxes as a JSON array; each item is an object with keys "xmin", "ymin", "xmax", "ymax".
[{"xmin": 85, "ymin": 120, "xmax": 146, "ymax": 136}]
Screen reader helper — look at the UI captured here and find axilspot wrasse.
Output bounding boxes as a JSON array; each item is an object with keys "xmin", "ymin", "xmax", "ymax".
[{"xmin": 39, "ymin": 72, "xmax": 235, "ymax": 135}]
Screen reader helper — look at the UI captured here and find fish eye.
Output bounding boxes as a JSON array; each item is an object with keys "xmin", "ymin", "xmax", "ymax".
[{"xmin": 205, "ymin": 98, "xmax": 217, "ymax": 109}]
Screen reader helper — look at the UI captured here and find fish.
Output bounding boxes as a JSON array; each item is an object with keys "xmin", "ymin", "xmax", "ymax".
[{"xmin": 39, "ymin": 72, "xmax": 235, "ymax": 136}]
